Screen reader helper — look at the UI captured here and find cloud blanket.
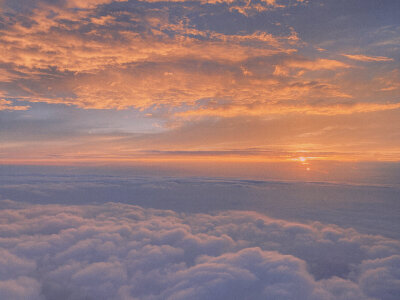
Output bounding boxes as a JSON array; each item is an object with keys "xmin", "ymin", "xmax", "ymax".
[{"xmin": 0, "ymin": 200, "xmax": 399, "ymax": 299}]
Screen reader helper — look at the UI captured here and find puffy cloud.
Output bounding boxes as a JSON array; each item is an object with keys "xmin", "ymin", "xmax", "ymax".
[
  {"xmin": 358, "ymin": 255, "xmax": 400, "ymax": 300},
  {"xmin": 0, "ymin": 277, "xmax": 42, "ymax": 300},
  {"xmin": 0, "ymin": 248, "xmax": 42, "ymax": 299},
  {"xmin": 0, "ymin": 200, "xmax": 399, "ymax": 299}
]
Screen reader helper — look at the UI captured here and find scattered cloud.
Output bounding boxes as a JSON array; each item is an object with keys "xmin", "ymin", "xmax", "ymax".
[
  {"xmin": 1, "ymin": 0, "xmax": 400, "ymax": 161},
  {"xmin": 374, "ymin": 70, "xmax": 400, "ymax": 92},
  {"xmin": 0, "ymin": 99, "xmax": 30, "ymax": 111},
  {"xmin": 0, "ymin": 0, "xmax": 358, "ymax": 115},
  {"xmin": 1, "ymin": 0, "xmax": 397, "ymax": 120}
]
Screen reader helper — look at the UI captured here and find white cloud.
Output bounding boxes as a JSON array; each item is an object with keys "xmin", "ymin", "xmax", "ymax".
[
  {"xmin": 0, "ymin": 200, "xmax": 399, "ymax": 299},
  {"xmin": 0, "ymin": 277, "xmax": 42, "ymax": 300}
]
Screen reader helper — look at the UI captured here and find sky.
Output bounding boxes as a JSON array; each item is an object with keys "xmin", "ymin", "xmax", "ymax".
[
  {"xmin": 0, "ymin": 0, "xmax": 400, "ymax": 167},
  {"xmin": 1, "ymin": 1, "xmax": 400, "ymax": 299}
]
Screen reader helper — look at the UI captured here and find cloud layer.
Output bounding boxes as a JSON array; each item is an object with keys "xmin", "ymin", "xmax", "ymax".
[
  {"xmin": 1, "ymin": 0, "xmax": 399, "ymax": 162},
  {"xmin": 1, "ymin": 0, "xmax": 398, "ymax": 115},
  {"xmin": 0, "ymin": 199, "xmax": 399, "ymax": 299}
]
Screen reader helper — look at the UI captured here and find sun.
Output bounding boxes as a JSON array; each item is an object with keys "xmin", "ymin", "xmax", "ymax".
[{"xmin": 299, "ymin": 157, "xmax": 307, "ymax": 162}]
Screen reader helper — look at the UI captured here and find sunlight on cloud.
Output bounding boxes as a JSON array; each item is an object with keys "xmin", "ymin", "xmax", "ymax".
[
  {"xmin": 342, "ymin": 54, "xmax": 394, "ymax": 62},
  {"xmin": 0, "ymin": 0, "xmax": 399, "ymax": 161},
  {"xmin": 1, "ymin": 2, "xmax": 400, "ymax": 299},
  {"xmin": 0, "ymin": 99, "xmax": 30, "ymax": 111},
  {"xmin": 0, "ymin": 0, "xmax": 372, "ymax": 114}
]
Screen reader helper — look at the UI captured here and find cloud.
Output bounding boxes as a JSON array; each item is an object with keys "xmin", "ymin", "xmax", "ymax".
[
  {"xmin": 0, "ymin": 277, "xmax": 42, "ymax": 300},
  {"xmin": 0, "ymin": 0, "xmax": 359, "ymax": 115},
  {"xmin": 0, "ymin": 200, "xmax": 399, "ymax": 299},
  {"xmin": 2, "ymin": 0, "xmax": 397, "ymax": 124},
  {"xmin": 1, "ymin": 0, "xmax": 399, "ymax": 163},
  {"xmin": 374, "ymin": 70, "xmax": 400, "ymax": 92},
  {"xmin": 66, "ymin": 0, "xmax": 128, "ymax": 9},
  {"xmin": 343, "ymin": 54, "xmax": 394, "ymax": 62},
  {"xmin": 358, "ymin": 255, "xmax": 400, "ymax": 300},
  {"xmin": 0, "ymin": 99, "xmax": 30, "ymax": 111},
  {"xmin": 175, "ymin": 100, "xmax": 400, "ymax": 118},
  {"xmin": 285, "ymin": 58, "xmax": 351, "ymax": 71}
]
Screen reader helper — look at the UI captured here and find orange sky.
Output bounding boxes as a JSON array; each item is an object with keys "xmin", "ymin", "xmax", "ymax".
[{"xmin": 1, "ymin": 0, "xmax": 399, "ymax": 166}]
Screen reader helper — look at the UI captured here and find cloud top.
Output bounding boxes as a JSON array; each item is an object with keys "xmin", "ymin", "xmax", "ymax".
[{"xmin": 0, "ymin": 200, "xmax": 399, "ymax": 299}]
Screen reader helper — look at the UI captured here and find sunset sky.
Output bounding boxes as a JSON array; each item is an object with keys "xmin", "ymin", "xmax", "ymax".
[
  {"xmin": 1, "ymin": 2, "xmax": 400, "ymax": 299},
  {"xmin": 1, "ymin": 0, "xmax": 399, "ymax": 167}
]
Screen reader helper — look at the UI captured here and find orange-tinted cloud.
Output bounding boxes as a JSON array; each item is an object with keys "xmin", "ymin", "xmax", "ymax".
[
  {"xmin": 1, "ymin": 1, "xmax": 360, "ymax": 114},
  {"xmin": 0, "ymin": 99, "xmax": 30, "ymax": 111},
  {"xmin": 0, "ymin": 7, "xmax": 293, "ymax": 73},
  {"xmin": 285, "ymin": 58, "xmax": 351, "ymax": 71},
  {"xmin": 3, "ymin": 1, "xmax": 341, "ymax": 112},
  {"xmin": 66, "ymin": 0, "xmax": 128, "ymax": 8},
  {"xmin": 0, "ymin": 0, "xmax": 399, "ymax": 166},
  {"xmin": 342, "ymin": 54, "xmax": 394, "ymax": 62},
  {"xmin": 175, "ymin": 101, "xmax": 400, "ymax": 118}
]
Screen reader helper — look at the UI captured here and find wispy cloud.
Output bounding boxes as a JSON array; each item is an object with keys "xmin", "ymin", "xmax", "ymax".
[
  {"xmin": 0, "ymin": 0, "xmax": 392, "ymax": 117},
  {"xmin": 0, "ymin": 99, "xmax": 30, "ymax": 111},
  {"xmin": 342, "ymin": 54, "xmax": 394, "ymax": 62},
  {"xmin": 0, "ymin": 1, "xmax": 308, "ymax": 111},
  {"xmin": 176, "ymin": 101, "xmax": 400, "ymax": 118},
  {"xmin": 1, "ymin": 0, "xmax": 400, "ymax": 162}
]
